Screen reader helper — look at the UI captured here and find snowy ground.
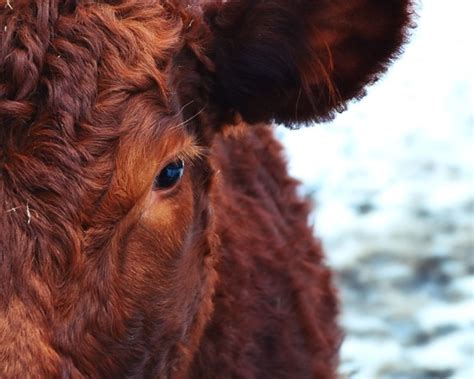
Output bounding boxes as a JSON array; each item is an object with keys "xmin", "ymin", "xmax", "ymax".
[{"xmin": 278, "ymin": 1, "xmax": 474, "ymax": 378}]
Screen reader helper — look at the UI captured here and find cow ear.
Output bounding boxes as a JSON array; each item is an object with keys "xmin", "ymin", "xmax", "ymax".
[{"xmin": 203, "ymin": 0, "xmax": 414, "ymax": 126}]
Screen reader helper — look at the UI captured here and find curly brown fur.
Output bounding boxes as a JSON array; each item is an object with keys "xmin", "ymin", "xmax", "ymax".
[{"xmin": 0, "ymin": 0, "xmax": 413, "ymax": 377}]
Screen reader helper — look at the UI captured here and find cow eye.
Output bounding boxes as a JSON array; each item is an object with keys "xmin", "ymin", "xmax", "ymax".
[{"xmin": 153, "ymin": 159, "xmax": 184, "ymax": 190}]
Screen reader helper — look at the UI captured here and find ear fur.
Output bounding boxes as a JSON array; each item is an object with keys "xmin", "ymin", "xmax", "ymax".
[{"xmin": 203, "ymin": 0, "xmax": 415, "ymax": 126}]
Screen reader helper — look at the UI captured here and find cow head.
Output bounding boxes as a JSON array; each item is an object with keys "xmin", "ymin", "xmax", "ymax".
[{"xmin": 0, "ymin": 0, "xmax": 413, "ymax": 377}]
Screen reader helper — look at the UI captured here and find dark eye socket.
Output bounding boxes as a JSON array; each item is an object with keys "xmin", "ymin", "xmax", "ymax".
[{"xmin": 153, "ymin": 159, "xmax": 185, "ymax": 191}]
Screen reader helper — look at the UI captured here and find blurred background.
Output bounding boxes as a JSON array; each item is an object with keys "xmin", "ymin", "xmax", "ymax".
[{"xmin": 277, "ymin": 1, "xmax": 473, "ymax": 378}]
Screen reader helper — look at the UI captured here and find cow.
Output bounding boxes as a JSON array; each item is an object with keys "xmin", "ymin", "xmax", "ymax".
[{"xmin": 0, "ymin": 0, "xmax": 413, "ymax": 377}]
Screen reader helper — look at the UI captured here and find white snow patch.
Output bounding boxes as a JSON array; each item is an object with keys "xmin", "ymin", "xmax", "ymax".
[
  {"xmin": 407, "ymin": 331, "xmax": 474, "ymax": 370},
  {"xmin": 416, "ymin": 300, "xmax": 474, "ymax": 331}
]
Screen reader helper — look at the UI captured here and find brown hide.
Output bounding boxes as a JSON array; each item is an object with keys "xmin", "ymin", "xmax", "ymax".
[{"xmin": 0, "ymin": 0, "xmax": 413, "ymax": 377}]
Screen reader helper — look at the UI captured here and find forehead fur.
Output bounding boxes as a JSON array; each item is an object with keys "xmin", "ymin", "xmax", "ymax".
[
  {"xmin": 0, "ymin": 0, "xmax": 197, "ymax": 271},
  {"xmin": 0, "ymin": 0, "xmax": 184, "ymax": 129}
]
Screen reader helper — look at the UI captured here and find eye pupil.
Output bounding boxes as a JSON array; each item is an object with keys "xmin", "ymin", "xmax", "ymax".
[{"xmin": 153, "ymin": 159, "xmax": 184, "ymax": 190}]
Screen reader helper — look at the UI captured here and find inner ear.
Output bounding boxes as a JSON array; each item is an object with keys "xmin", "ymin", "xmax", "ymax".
[{"xmin": 203, "ymin": 0, "xmax": 415, "ymax": 126}]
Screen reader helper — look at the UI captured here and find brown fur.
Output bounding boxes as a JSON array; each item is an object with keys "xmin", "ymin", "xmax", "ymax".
[{"xmin": 0, "ymin": 0, "xmax": 413, "ymax": 377}]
